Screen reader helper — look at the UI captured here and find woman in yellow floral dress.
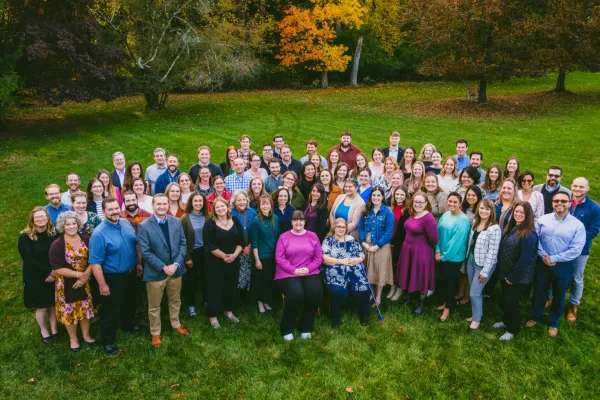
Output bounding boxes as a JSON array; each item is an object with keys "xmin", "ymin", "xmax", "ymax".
[{"xmin": 49, "ymin": 211, "xmax": 95, "ymax": 352}]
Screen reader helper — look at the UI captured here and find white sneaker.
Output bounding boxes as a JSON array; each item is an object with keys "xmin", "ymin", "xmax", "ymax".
[
  {"xmin": 426, "ymin": 290, "xmax": 434, "ymax": 298},
  {"xmin": 493, "ymin": 321, "xmax": 505, "ymax": 329},
  {"xmin": 499, "ymin": 332, "xmax": 514, "ymax": 341},
  {"xmin": 300, "ymin": 332, "xmax": 312, "ymax": 340},
  {"xmin": 283, "ymin": 333, "xmax": 294, "ymax": 341}
]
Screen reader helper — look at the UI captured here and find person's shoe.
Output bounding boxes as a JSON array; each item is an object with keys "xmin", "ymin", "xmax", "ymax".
[
  {"xmin": 225, "ymin": 313, "xmax": 240, "ymax": 323},
  {"xmin": 436, "ymin": 303, "xmax": 446, "ymax": 311},
  {"xmin": 264, "ymin": 304, "xmax": 273, "ymax": 311},
  {"xmin": 360, "ymin": 315, "xmax": 369, "ymax": 326},
  {"xmin": 440, "ymin": 309, "xmax": 450, "ymax": 322},
  {"xmin": 283, "ymin": 333, "xmax": 294, "ymax": 341},
  {"xmin": 545, "ymin": 299, "xmax": 552, "ymax": 309},
  {"xmin": 103, "ymin": 344, "xmax": 119, "ymax": 356},
  {"xmin": 493, "ymin": 321, "xmax": 506, "ymax": 329},
  {"xmin": 401, "ymin": 295, "xmax": 414, "ymax": 306},
  {"xmin": 70, "ymin": 345, "xmax": 81, "ymax": 352},
  {"xmin": 459, "ymin": 298, "xmax": 470, "ymax": 305},
  {"xmin": 50, "ymin": 333, "xmax": 59, "ymax": 340},
  {"xmin": 548, "ymin": 327, "xmax": 558, "ymax": 338},
  {"xmin": 188, "ymin": 306, "xmax": 197, "ymax": 317},
  {"xmin": 300, "ymin": 332, "xmax": 312, "ymax": 340},
  {"xmin": 41, "ymin": 335, "xmax": 54, "ymax": 344},
  {"xmin": 84, "ymin": 339, "xmax": 96, "ymax": 347},
  {"xmin": 499, "ymin": 332, "xmax": 514, "ymax": 341},
  {"xmin": 386, "ymin": 286, "xmax": 396, "ymax": 299},
  {"xmin": 466, "ymin": 317, "xmax": 473, "ymax": 322},
  {"xmin": 525, "ymin": 320, "xmax": 537, "ymax": 328},
  {"xmin": 566, "ymin": 304, "xmax": 577, "ymax": 322},
  {"xmin": 175, "ymin": 326, "xmax": 191, "ymax": 336},
  {"xmin": 331, "ymin": 316, "xmax": 341, "ymax": 329},
  {"xmin": 151, "ymin": 335, "xmax": 162, "ymax": 348},
  {"xmin": 210, "ymin": 320, "xmax": 221, "ymax": 329},
  {"xmin": 391, "ymin": 290, "xmax": 402, "ymax": 302},
  {"xmin": 413, "ymin": 300, "xmax": 425, "ymax": 315}
]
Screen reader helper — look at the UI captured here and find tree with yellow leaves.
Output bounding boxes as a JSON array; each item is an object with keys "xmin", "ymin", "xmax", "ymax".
[{"xmin": 277, "ymin": 0, "xmax": 367, "ymax": 88}]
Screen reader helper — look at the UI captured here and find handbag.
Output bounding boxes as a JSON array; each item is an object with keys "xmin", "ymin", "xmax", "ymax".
[{"xmin": 64, "ymin": 277, "xmax": 88, "ymax": 303}]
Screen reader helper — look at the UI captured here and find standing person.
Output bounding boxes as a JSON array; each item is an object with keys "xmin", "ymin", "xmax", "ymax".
[
  {"xmin": 300, "ymin": 139, "xmax": 328, "ymax": 168},
  {"xmin": 495, "ymin": 179, "xmax": 519, "ymax": 231},
  {"xmin": 98, "ymin": 169, "xmax": 123, "ymax": 209},
  {"xmin": 45, "ymin": 184, "xmax": 71, "ymax": 225},
  {"xmin": 383, "ymin": 131, "xmax": 404, "ymax": 164},
  {"xmin": 399, "ymin": 146, "xmax": 416, "ymax": 181},
  {"xmin": 273, "ymin": 187, "xmax": 296, "ymax": 234},
  {"xmin": 246, "ymin": 152, "xmax": 269, "ymax": 181},
  {"xmin": 469, "ymin": 151, "xmax": 486, "ymax": 182},
  {"xmin": 319, "ymin": 169, "xmax": 343, "ymax": 212},
  {"xmin": 138, "ymin": 195, "xmax": 189, "ymax": 348},
  {"xmin": 383, "ymin": 157, "xmax": 400, "ymax": 184},
  {"xmin": 389, "ymin": 186, "xmax": 410, "ymax": 301},
  {"xmin": 481, "ymin": 163, "xmax": 503, "ymax": 202},
  {"xmin": 275, "ymin": 211, "xmax": 323, "ymax": 341},
  {"xmin": 120, "ymin": 190, "xmax": 152, "ymax": 233},
  {"xmin": 310, "ymin": 153, "xmax": 324, "ymax": 175},
  {"xmin": 49, "ymin": 212, "xmax": 96, "ymax": 352},
  {"xmin": 280, "ymin": 145, "xmax": 303, "ymax": 175},
  {"xmin": 180, "ymin": 192, "xmax": 208, "ymax": 317},
  {"xmin": 145, "ymin": 148, "xmax": 167, "ymax": 195},
  {"xmin": 327, "ymin": 149, "xmax": 341, "ymax": 173},
  {"xmin": 358, "ymin": 187, "xmax": 395, "ymax": 305},
  {"xmin": 154, "ymin": 154, "xmax": 181, "ymax": 195},
  {"xmin": 238, "ymin": 134, "xmax": 253, "ymax": 168},
  {"xmin": 188, "ymin": 146, "xmax": 224, "ymax": 183},
  {"xmin": 304, "ymin": 183, "xmax": 329, "ymax": 242},
  {"xmin": 518, "ymin": 171, "xmax": 545, "ymax": 221},
  {"xmin": 437, "ymin": 156, "xmax": 459, "ymax": 194},
  {"xmin": 195, "ymin": 166, "xmax": 214, "ymax": 197},
  {"xmin": 72, "ymin": 191, "xmax": 101, "ymax": 235},
  {"xmin": 334, "ymin": 163, "xmax": 350, "ymax": 188},
  {"xmin": 225, "ymin": 158, "xmax": 251, "ymax": 193},
  {"xmin": 426, "ymin": 151, "xmax": 443, "ymax": 175},
  {"xmin": 404, "ymin": 161, "xmax": 426, "ymax": 196},
  {"xmin": 494, "ymin": 202, "xmax": 538, "ymax": 341},
  {"xmin": 396, "ymin": 192, "xmax": 439, "ymax": 314},
  {"xmin": 533, "ymin": 166, "xmax": 572, "ymax": 214},
  {"xmin": 564, "ymin": 177, "xmax": 600, "ymax": 321},
  {"xmin": 462, "ymin": 185, "xmax": 484, "ymax": 224},
  {"xmin": 357, "ymin": 168, "xmax": 373, "ymax": 203},
  {"xmin": 260, "ymin": 143, "xmax": 275, "ymax": 170},
  {"xmin": 131, "ymin": 178, "xmax": 153, "ymax": 214},
  {"xmin": 265, "ymin": 158, "xmax": 283, "ymax": 194},
  {"xmin": 177, "ymin": 173, "xmax": 194, "ymax": 205},
  {"xmin": 247, "ymin": 177, "xmax": 268, "ymax": 210},
  {"xmin": 453, "ymin": 167, "xmax": 481, "ymax": 200},
  {"xmin": 369, "ymin": 148, "xmax": 386, "ymax": 180},
  {"xmin": 251, "ymin": 195, "xmax": 280, "ymax": 313},
  {"xmin": 86, "ymin": 179, "xmax": 105, "ymax": 220},
  {"xmin": 89, "ymin": 198, "xmax": 141, "ymax": 355},
  {"xmin": 330, "ymin": 179, "xmax": 366, "ymax": 240},
  {"xmin": 322, "ymin": 219, "xmax": 370, "ymax": 327},
  {"xmin": 465, "ymin": 199, "xmax": 501, "ymax": 331},
  {"xmin": 206, "ymin": 175, "xmax": 232, "ymax": 213},
  {"xmin": 220, "ymin": 146, "xmax": 239, "ymax": 177},
  {"xmin": 418, "ymin": 143, "xmax": 436, "ymax": 167},
  {"xmin": 454, "ymin": 139, "xmax": 470, "ymax": 172},
  {"xmin": 202, "ymin": 197, "xmax": 244, "ymax": 329},
  {"xmin": 436, "ymin": 193, "xmax": 471, "ymax": 321},
  {"xmin": 327, "ymin": 131, "xmax": 362, "ymax": 170},
  {"xmin": 272, "ymin": 134, "xmax": 285, "ymax": 159},
  {"xmin": 424, "ymin": 172, "xmax": 448, "ymax": 221},
  {"xmin": 349, "ymin": 153, "xmax": 368, "ymax": 178},
  {"xmin": 18, "ymin": 207, "xmax": 58, "ymax": 343},
  {"xmin": 61, "ymin": 173, "xmax": 81, "ymax": 207},
  {"xmin": 503, "ymin": 157, "xmax": 520, "ymax": 181},
  {"xmin": 123, "ymin": 162, "xmax": 144, "ymax": 192},
  {"xmin": 527, "ymin": 191, "xmax": 585, "ymax": 337},
  {"xmin": 385, "ymin": 172, "xmax": 405, "ymax": 202},
  {"xmin": 165, "ymin": 182, "xmax": 185, "ymax": 218},
  {"xmin": 231, "ymin": 191, "xmax": 257, "ymax": 294},
  {"xmin": 111, "ymin": 151, "xmax": 127, "ymax": 190},
  {"xmin": 298, "ymin": 161, "xmax": 318, "ymax": 200}
]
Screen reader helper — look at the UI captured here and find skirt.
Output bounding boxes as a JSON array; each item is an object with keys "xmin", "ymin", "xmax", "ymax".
[
  {"xmin": 238, "ymin": 255, "xmax": 252, "ymax": 290},
  {"xmin": 365, "ymin": 244, "xmax": 394, "ymax": 286}
]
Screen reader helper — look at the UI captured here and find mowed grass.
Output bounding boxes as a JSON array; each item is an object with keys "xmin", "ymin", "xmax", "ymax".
[{"xmin": 1, "ymin": 72, "xmax": 600, "ymax": 399}]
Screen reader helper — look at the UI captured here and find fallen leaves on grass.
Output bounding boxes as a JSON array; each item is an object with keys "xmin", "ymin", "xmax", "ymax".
[
  {"xmin": 170, "ymin": 383, "xmax": 181, "ymax": 388},
  {"xmin": 346, "ymin": 387, "xmax": 354, "ymax": 393},
  {"xmin": 27, "ymin": 378, "xmax": 35, "ymax": 383}
]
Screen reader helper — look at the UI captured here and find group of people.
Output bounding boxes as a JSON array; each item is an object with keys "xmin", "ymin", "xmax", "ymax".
[{"xmin": 20, "ymin": 132, "xmax": 599, "ymax": 353}]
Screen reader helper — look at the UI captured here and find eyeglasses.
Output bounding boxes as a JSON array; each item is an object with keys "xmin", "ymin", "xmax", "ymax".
[
  {"xmin": 552, "ymin": 199, "xmax": 569, "ymax": 204},
  {"xmin": 547, "ymin": 174, "xmax": 561, "ymax": 178},
  {"xmin": 521, "ymin": 179, "xmax": 533, "ymax": 183}
]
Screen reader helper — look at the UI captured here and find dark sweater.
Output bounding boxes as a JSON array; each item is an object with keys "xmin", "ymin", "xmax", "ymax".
[{"xmin": 496, "ymin": 226, "xmax": 538, "ymax": 285}]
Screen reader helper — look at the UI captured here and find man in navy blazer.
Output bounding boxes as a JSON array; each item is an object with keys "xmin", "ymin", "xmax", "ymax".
[
  {"xmin": 382, "ymin": 131, "xmax": 404, "ymax": 164},
  {"xmin": 138, "ymin": 194, "xmax": 190, "ymax": 348}
]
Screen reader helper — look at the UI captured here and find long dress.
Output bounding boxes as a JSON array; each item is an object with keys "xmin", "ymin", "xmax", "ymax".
[{"xmin": 397, "ymin": 213, "xmax": 439, "ymax": 293}]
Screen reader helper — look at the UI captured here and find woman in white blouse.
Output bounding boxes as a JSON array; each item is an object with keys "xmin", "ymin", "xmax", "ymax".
[
  {"xmin": 517, "ymin": 171, "xmax": 544, "ymax": 221},
  {"xmin": 437, "ymin": 156, "xmax": 459, "ymax": 193}
]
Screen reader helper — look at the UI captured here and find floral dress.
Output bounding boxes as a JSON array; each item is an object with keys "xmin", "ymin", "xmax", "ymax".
[
  {"xmin": 55, "ymin": 241, "xmax": 94, "ymax": 325},
  {"xmin": 78, "ymin": 212, "xmax": 101, "ymax": 236},
  {"xmin": 322, "ymin": 235, "xmax": 369, "ymax": 292}
]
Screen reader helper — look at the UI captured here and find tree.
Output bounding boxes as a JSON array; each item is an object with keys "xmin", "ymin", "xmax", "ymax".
[
  {"xmin": 0, "ymin": 2, "xmax": 19, "ymax": 120},
  {"xmin": 404, "ymin": 0, "xmax": 533, "ymax": 103},
  {"xmin": 277, "ymin": 0, "xmax": 367, "ymax": 88}
]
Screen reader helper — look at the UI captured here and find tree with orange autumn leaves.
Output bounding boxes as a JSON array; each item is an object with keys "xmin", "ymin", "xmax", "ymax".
[{"xmin": 277, "ymin": 0, "xmax": 367, "ymax": 88}]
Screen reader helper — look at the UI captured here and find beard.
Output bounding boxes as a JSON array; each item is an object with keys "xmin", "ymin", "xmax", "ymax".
[{"xmin": 125, "ymin": 204, "xmax": 138, "ymax": 213}]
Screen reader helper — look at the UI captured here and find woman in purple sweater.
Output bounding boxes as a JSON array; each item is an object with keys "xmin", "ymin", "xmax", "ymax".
[{"xmin": 275, "ymin": 211, "xmax": 323, "ymax": 341}]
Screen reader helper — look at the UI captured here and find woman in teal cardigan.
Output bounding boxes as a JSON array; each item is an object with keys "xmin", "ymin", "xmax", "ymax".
[{"xmin": 436, "ymin": 192, "xmax": 472, "ymax": 321}]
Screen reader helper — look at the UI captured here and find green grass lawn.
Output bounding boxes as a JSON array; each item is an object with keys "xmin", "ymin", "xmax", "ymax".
[{"xmin": 1, "ymin": 72, "xmax": 600, "ymax": 399}]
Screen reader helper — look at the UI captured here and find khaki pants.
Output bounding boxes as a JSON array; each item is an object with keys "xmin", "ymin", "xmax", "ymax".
[{"xmin": 147, "ymin": 276, "xmax": 182, "ymax": 335}]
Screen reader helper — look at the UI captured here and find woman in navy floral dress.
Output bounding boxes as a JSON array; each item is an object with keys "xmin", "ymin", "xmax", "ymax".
[{"xmin": 322, "ymin": 218, "xmax": 370, "ymax": 327}]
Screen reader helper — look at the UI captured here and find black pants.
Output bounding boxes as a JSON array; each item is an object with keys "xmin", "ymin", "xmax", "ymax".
[
  {"xmin": 440, "ymin": 261, "xmax": 463, "ymax": 310},
  {"xmin": 501, "ymin": 281, "xmax": 528, "ymax": 335},
  {"xmin": 328, "ymin": 284, "xmax": 370, "ymax": 324},
  {"xmin": 251, "ymin": 257, "xmax": 275, "ymax": 305},
  {"xmin": 182, "ymin": 247, "xmax": 205, "ymax": 307},
  {"xmin": 277, "ymin": 275, "xmax": 323, "ymax": 335},
  {"xmin": 99, "ymin": 270, "xmax": 138, "ymax": 346},
  {"xmin": 205, "ymin": 255, "xmax": 240, "ymax": 318}
]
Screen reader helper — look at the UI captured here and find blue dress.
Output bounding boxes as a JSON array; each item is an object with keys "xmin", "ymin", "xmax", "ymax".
[{"xmin": 322, "ymin": 235, "xmax": 369, "ymax": 292}]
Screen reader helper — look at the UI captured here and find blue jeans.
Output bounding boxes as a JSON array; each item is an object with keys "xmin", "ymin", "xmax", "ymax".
[
  {"xmin": 531, "ymin": 259, "xmax": 575, "ymax": 328},
  {"xmin": 568, "ymin": 255, "xmax": 589, "ymax": 306},
  {"xmin": 467, "ymin": 255, "xmax": 493, "ymax": 323}
]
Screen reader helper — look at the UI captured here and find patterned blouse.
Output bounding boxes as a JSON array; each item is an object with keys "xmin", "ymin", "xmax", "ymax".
[
  {"xmin": 321, "ymin": 235, "xmax": 369, "ymax": 292},
  {"xmin": 77, "ymin": 212, "xmax": 101, "ymax": 236}
]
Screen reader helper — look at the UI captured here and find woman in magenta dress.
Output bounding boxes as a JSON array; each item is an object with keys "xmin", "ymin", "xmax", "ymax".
[{"xmin": 397, "ymin": 191, "xmax": 439, "ymax": 315}]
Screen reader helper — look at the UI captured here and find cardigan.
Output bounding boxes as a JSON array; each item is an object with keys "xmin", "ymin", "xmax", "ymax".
[
  {"xmin": 329, "ymin": 194, "xmax": 366, "ymax": 240},
  {"xmin": 326, "ymin": 184, "xmax": 344, "ymax": 213},
  {"xmin": 467, "ymin": 224, "xmax": 501, "ymax": 277},
  {"xmin": 49, "ymin": 235, "xmax": 91, "ymax": 271}
]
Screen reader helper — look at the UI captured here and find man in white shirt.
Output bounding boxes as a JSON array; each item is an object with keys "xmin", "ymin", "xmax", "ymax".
[
  {"xmin": 61, "ymin": 172, "xmax": 81, "ymax": 207},
  {"xmin": 299, "ymin": 138, "xmax": 328, "ymax": 168},
  {"xmin": 383, "ymin": 131, "xmax": 404, "ymax": 164}
]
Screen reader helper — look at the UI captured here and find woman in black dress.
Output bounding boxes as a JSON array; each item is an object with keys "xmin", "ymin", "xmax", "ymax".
[
  {"xmin": 203, "ymin": 197, "xmax": 244, "ymax": 329},
  {"xmin": 18, "ymin": 207, "xmax": 59, "ymax": 343}
]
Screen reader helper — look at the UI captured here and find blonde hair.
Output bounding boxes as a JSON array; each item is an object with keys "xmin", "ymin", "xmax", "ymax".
[
  {"xmin": 21, "ymin": 207, "xmax": 56, "ymax": 240},
  {"xmin": 165, "ymin": 182, "xmax": 185, "ymax": 211},
  {"xmin": 327, "ymin": 218, "xmax": 348, "ymax": 237},
  {"xmin": 211, "ymin": 197, "xmax": 232, "ymax": 220},
  {"xmin": 440, "ymin": 156, "xmax": 458, "ymax": 179},
  {"xmin": 418, "ymin": 143, "xmax": 437, "ymax": 161}
]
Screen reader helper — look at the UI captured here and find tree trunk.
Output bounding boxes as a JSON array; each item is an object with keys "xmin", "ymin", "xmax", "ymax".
[
  {"xmin": 478, "ymin": 78, "xmax": 487, "ymax": 104},
  {"xmin": 350, "ymin": 36, "xmax": 363, "ymax": 86},
  {"xmin": 321, "ymin": 71, "xmax": 329, "ymax": 89},
  {"xmin": 554, "ymin": 69, "xmax": 566, "ymax": 93},
  {"xmin": 144, "ymin": 90, "xmax": 168, "ymax": 110}
]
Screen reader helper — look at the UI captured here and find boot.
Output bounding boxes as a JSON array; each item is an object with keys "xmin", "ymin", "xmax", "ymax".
[
  {"xmin": 413, "ymin": 296, "xmax": 425, "ymax": 316},
  {"xmin": 566, "ymin": 304, "xmax": 578, "ymax": 322}
]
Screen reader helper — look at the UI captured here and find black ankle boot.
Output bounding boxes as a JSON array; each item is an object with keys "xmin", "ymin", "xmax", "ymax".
[
  {"xmin": 402, "ymin": 294, "xmax": 414, "ymax": 306},
  {"xmin": 360, "ymin": 315, "xmax": 369, "ymax": 326},
  {"xmin": 413, "ymin": 299, "xmax": 425, "ymax": 315}
]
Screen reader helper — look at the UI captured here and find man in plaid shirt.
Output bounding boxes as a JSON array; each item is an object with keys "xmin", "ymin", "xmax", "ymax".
[
  {"xmin": 225, "ymin": 158, "xmax": 251, "ymax": 193},
  {"xmin": 120, "ymin": 191, "xmax": 152, "ymax": 233}
]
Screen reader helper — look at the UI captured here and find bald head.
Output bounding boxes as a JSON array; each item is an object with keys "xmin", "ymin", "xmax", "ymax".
[{"xmin": 571, "ymin": 177, "xmax": 590, "ymax": 200}]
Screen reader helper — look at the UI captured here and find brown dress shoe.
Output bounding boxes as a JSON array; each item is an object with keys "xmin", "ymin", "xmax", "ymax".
[
  {"xmin": 175, "ymin": 326, "xmax": 191, "ymax": 336},
  {"xmin": 548, "ymin": 327, "xmax": 558, "ymax": 337},
  {"xmin": 566, "ymin": 304, "xmax": 578, "ymax": 321},
  {"xmin": 545, "ymin": 299, "xmax": 552, "ymax": 309},
  {"xmin": 151, "ymin": 335, "xmax": 162, "ymax": 348},
  {"xmin": 525, "ymin": 320, "xmax": 537, "ymax": 328}
]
